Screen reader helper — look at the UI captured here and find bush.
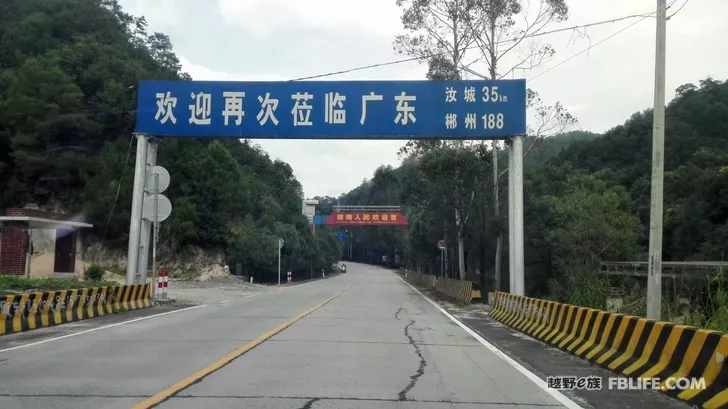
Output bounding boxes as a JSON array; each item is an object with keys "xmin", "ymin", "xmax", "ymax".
[
  {"xmin": 84, "ymin": 263, "xmax": 105, "ymax": 281},
  {"xmin": 0, "ymin": 276, "xmax": 118, "ymax": 292},
  {"xmin": 547, "ymin": 266, "xmax": 608, "ymax": 309}
]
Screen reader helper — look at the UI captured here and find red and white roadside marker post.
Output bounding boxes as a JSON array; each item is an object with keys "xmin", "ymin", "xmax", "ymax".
[
  {"xmin": 287, "ymin": 269, "xmax": 292, "ymax": 284},
  {"xmin": 157, "ymin": 270, "xmax": 168, "ymax": 300}
]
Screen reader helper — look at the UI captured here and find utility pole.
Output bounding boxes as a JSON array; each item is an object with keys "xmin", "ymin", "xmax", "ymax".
[
  {"xmin": 151, "ymin": 173, "xmax": 159, "ymax": 304},
  {"xmin": 512, "ymin": 137, "xmax": 525, "ymax": 296},
  {"xmin": 137, "ymin": 140, "xmax": 157, "ymax": 284},
  {"xmin": 647, "ymin": 0, "xmax": 667, "ymax": 320},
  {"xmin": 508, "ymin": 140, "xmax": 514, "ymax": 292},
  {"xmin": 125, "ymin": 134, "xmax": 148, "ymax": 285},
  {"xmin": 277, "ymin": 238, "xmax": 283, "ymax": 285},
  {"xmin": 493, "ymin": 144, "xmax": 502, "ymax": 291}
]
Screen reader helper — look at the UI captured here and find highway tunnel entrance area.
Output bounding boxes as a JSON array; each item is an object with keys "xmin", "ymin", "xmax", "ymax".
[{"xmin": 126, "ymin": 79, "xmax": 528, "ymax": 296}]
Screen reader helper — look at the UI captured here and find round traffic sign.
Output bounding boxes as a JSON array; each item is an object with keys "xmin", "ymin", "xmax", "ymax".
[
  {"xmin": 146, "ymin": 165, "xmax": 170, "ymax": 194},
  {"xmin": 437, "ymin": 240, "xmax": 446, "ymax": 251},
  {"xmin": 142, "ymin": 193, "xmax": 172, "ymax": 222},
  {"xmin": 278, "ymin": 238, "xmax": 285, "ymax": 249}
]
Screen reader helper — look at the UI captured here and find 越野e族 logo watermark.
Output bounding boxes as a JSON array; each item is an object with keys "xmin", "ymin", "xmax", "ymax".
[{"xmin": 547, "ymin": 376, "xmax": 706, "ymax": 391}]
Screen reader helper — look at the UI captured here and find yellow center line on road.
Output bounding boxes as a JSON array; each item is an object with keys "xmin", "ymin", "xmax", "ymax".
[{"xmin": 132, "ymin": 289, "xmax": 347, "ymax": 409}]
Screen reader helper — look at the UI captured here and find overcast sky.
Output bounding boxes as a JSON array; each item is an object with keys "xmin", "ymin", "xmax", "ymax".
[{"xmin": 119, "ymin": 0, "xmax": 726, "ymax": 198}]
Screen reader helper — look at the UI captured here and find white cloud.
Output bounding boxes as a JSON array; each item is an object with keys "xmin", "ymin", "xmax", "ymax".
[
  {"xmin": 122, "ymin": 0, "xmax": 182, "ymax": 29},
  {"xmin": 216, "ymin": 0, "xmax": 402, "ymax": 39},
  {"xmin": 256, "ymin": 139, "xmax": 404, "ymax": 198},
  {"xmin": 122, "ymin": 0, "xmax": 728, "ymax": 197},
  {"xmin": 179, "ymin": 56, "xmax": 288, "ymax": 82}
]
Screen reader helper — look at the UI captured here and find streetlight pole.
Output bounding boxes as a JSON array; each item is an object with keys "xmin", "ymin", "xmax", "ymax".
[{"xmin": 647, "ymin": 0, "xmax": 667, "ymax": 320}]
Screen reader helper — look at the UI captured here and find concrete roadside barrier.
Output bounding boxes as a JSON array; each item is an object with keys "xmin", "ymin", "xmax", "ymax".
[
  {"xmin": 490, "ymin": 291, "xmax": 728, "ymax": 409},
  {"xmin": 402, "ymin": 271, "xmax": 476, "ymax": 304},
  {"xmin": 434, "ymin": 277, "xmax": 473, "ymax": 304},
  {"xmin": 471, "ymin": 281, "xmax": 482, "ymax": 302},
  {"xmin": 0, "ymin": 283, "xmax": 153, "ymax": 336}
]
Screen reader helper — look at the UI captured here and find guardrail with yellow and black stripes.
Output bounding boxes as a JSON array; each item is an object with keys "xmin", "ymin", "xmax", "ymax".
[
  {"xmin": 402, "ymin": 270, "xmax": 481, "ymax": 304},
  {"xmin": 0, "ymin": 284, "xmax": 153, "ymax": 336},
  {"xmin": 434, "ymin": 277, "xmax": 475, "ymax": 304},
  {"xmin": 490, "ymin": 291, "xmax": 728, "ymax": 409}
]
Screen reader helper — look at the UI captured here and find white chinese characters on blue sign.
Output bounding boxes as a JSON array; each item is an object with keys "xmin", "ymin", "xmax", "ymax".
[
  {"xmin": 443, "ymin": 85, "xmax": 506, "ymax": 131},
  {"xmin": 257, "ymin": 93, "xmax": 278, "ymax": 126},
  {"xmin": 222, "ymin": 92, "xmax": 245, "ymax": 126},
  {"xmin": 137, "ymin": 80, "xmax": 526, "ymax": 140},
  {"xmin": 155, "ymin": 90, "xmax": 417, "ymax": 127}
]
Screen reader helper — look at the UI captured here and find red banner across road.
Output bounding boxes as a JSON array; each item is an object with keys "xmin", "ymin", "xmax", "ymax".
[{"xmin": 324, "ymin": 211, "xmax": 408, "ymax": 226}]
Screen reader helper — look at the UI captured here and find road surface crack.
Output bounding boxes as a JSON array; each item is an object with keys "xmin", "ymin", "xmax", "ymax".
[
  {"xmin": 398, "ymin": 320, "xmax": 427, "ymax": 401},
  {"xmin": 300, "ymin": 397, "xmax": 320, "ymax": 409},
  {"xmin": 395, "ymin": 307, "xmax": 403, "ymax": 320}
]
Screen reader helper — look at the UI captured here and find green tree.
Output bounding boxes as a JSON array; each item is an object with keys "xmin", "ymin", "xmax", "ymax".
[
  {"xmin": 0, "ymin": 0, "xmax": 340, "ymax": 280},
  {"xmin": 343, "ymin": 77, "xmax": 728, "ymax": 301}
]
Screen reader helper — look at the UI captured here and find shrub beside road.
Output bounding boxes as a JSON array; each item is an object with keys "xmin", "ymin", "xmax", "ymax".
[{"xmin": 0, "ymin": 275, "xmax": 118, "ymax": 295}]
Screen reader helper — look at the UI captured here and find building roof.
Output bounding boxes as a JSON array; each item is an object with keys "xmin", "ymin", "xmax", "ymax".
[{"xmin": 0, "ymin": 216, "xmax": 93, "ymax": 229}]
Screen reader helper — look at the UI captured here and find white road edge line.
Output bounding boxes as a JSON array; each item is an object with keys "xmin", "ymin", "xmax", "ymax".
[
  {"xmin": 394, "ymin": 274, "xmax": 585, "ymax": 409},
  {"xmin": 0, "ymin": 304, "xmax": 208, "ymax": 354}
]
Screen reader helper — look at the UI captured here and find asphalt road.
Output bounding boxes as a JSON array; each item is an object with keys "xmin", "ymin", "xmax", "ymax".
[{"xmin": 1, "ymin": 263, "xmax": 582, "ymax": 409}]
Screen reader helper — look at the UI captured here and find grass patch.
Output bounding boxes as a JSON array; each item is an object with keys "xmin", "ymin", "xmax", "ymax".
[
  {"xmin": 0, "ymin": 275, "xmax": 119, "ymax": 294},
  {"xmin": 548, "ymin": 267, "xmax": 728, "ymax": 332}
]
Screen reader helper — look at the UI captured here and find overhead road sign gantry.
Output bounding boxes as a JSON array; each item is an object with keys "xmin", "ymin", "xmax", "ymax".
[
  {"xmin": 128, "ymin": 78, "xmax": 528, "ymax": 296},
  {"xmin": 325, "ymin": 210, "xmax": 408, "ymax": 226},
  {"xmin": 335, "ymin": 205, "xmax": 402, "ymax": 212},
  {"xmin": 135, "ymin": 80, "xmax": 527, "ymax": 140}
]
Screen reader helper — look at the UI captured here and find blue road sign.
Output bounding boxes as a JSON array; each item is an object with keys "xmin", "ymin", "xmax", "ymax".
[
  {"xmin": 336, "ymin": 232, "xmax": 346, "ymax": 243},
  {"xmin": 136, "ymin": 80, "xmax": 526, "ymax": 140}
]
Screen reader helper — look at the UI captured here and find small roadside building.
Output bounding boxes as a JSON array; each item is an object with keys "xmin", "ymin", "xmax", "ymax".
[{"xmin": 0, "ymin": 207, "xmax": 93, "ymax": 277}]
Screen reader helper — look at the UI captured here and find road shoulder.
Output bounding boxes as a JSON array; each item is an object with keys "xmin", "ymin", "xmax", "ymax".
[
  {"xmin": 0, "ymin": 303, "xmax": 193, "ymax": 352},
  {"xmin": 411, "ymin": 284, "xmax": 693, "ymax": 409}
]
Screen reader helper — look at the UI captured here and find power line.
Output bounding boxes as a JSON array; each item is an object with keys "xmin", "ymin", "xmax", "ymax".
[
  {"xmin": 42, "ymin": 3, "xmax": 692, "ymax": 118},
  {"xmin": 528, "ymin": 16, "xmax": 651, "ymax": 82},
  {"xmin": 179, "ymin": 4, "xmax": 685, "ymax": 87},
  {"xmin": 55, "ymin": 10, "xmax": 637, "ymax": 116},
  {"xmin": 97, "ymin": 132, "xmax": 136, "ymax": 258},
  {"xmin": 292, "ymin": 9, "xmax": 665, "ymax": 82},
  {"xmin": 529, "ymin": 0, "xmax": 684, "ymax": 82},
  {"xmin": 668, "ymin": 0, "xmax": 690, "ymax": 19}
]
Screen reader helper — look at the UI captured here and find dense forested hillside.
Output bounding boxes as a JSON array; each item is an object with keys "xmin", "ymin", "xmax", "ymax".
[
  {"xmin": 0, "ymin": 0, "xmax": 341, "ymax": 280},
  {"xmin": 338, "ymin": 78, "xmax": 728, "ymax": 303},
  {"xmin": 558, "ymin": 79, "xmax": 728, "ymax": 260}
]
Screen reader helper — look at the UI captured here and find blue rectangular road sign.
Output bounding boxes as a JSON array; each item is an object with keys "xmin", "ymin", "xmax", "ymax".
[{"xmin": 136, "ymin": 79, "xmax": 526, "ymax": 140}]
